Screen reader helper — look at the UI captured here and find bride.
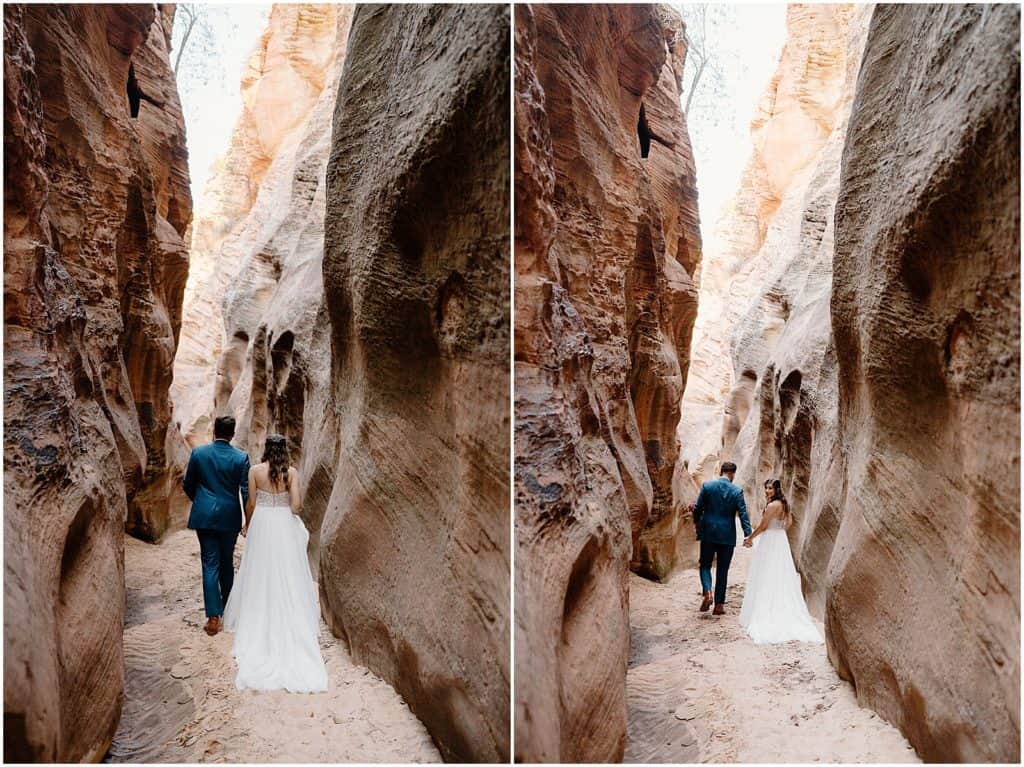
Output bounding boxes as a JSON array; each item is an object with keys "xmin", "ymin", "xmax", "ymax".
[
  {"xmin": 223, "ymin": 433, "xmax": 328, "ymax": 692},
  {"xmin": 739, "ymin": 478, "xmax": 823, "ymax": 644}
]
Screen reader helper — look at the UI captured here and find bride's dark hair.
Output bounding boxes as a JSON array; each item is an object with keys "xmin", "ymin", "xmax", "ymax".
[
  {"xmin": 764, "ymin": 478, "xmax": 791, "ymax": 521},
  {"xmin": 262, "ymin": 433, "xmax": 290, "ymax": 491}
]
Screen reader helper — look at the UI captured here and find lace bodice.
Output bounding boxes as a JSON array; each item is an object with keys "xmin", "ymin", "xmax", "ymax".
[{"xmin": 254, "ymin": 487, "xmax": 291, "ymax": 508}]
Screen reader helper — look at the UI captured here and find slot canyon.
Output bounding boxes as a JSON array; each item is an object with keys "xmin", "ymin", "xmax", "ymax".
[
  {"xmin": 4, "ymin": 3, "xmax": 509, "ymax": 763},
  {"xmin": 514, "ymin": 2, "xmax": 1019, "ymax": 764}
]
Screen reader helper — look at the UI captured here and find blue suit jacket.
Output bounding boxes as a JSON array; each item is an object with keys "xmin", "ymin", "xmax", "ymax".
[
  {"xmin": 693, "ymin": 477, "xmax": 752, "ymax": 547},
  {"xmin": 183, "ymin": 440, "xmax": 250, "ymax": 532}
]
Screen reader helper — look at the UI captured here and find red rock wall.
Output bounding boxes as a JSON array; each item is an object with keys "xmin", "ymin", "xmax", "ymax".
[
  {"xmin": 3, "ymin": 3, "xmax": 191, "ymax": 761},
  {"xmin": 827, "ymin": 4, "xmax": 1020, "ymax": 761},
  {"xmin": 319, "ymin": 5, "xmax": 510, "ymax": 762},
  {"xmin": 514, "ymin": 4, "xmax": 700, "ymax": 761}
]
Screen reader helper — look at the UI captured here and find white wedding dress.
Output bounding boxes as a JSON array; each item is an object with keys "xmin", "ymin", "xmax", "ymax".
[
  {"xmin": 223, "ymin": 488, "xmax": 328, "ymax": 692},
  {"xmin": 740, "ymin": 518, "xmax": 824, "ymax": 644}
]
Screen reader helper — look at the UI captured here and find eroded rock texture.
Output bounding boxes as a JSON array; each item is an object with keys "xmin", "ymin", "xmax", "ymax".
[
  {"xmin": 3, "ymin": 3, "xmax": 190, "ymax": 761},
  {"xmin": 676, "ymin": 4, "xmax": 867, "ymax": 528},
  {"xmin": 319, "ymin": 4, "xmax": 510, "ymax": 762},
  {"xmin": 827, "ymin": 5, "xmax": 1020, "ymax": 761},
  {"xmin": 514, "ymin": 4, "xmax": 700, "ymax": 761},
  {"xmin": 171, "ymin": 4, "xmax": 353, "ymax": 557}
]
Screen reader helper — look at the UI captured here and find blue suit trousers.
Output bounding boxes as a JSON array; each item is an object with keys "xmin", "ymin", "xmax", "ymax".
[
  {"xmin": 699, "ymin": 540, "xmax": 735, "ymax": 605},
  {"xmin": 196, "ymin": 529, "xmax": 238, "ymax": 617}
]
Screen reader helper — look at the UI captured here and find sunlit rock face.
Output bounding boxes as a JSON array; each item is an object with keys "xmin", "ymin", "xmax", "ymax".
[
  {"xmin": 514, "ymin": 4, "xmax": 700, "ymax": 761},
  {"xmin": 170, "ymin": 4, "xmax": 353, "ymax": 552},
  {"xmin": 319, "ymin": 5, "xmax": 510, "ymax": 762},
  {"xmin": 3, "ymin": 4, "xmax": 190, "ymax": 760},
  {"xmin": 676, "ymin": 4, "xmax": 866, "ymax": 513},
  {"xmin": 677, "ymin": 3, "xmax": 870, "ymax": 599},
  {"xmin": 827, "ymin": 5, "xmax": 1019, "ymax": 762}
]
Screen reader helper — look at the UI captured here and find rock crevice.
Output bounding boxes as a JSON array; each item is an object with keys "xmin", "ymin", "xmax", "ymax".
[
  {"xmin": 171, "ymin": 4, "xmax": 354, "ymax": 565},
  {"xmin": 171, "ymin": 6, "xmax": 511, "ymax": 761}
]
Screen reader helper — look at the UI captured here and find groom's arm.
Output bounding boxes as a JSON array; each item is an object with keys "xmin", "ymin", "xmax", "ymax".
[
  {"xmin": 692, "ymin": 485, "xmax": 705, "ymax": 536},
  {"xmin": 737, "ymin": 490, "xmax": 753, "ymax": 538},
  {"xmin": 182, "ymin": 452, "xmax": 197, "ymax": 500},
  {"xmin": 239, "ymin": 454, "xmax": 251, "ymax": 507}
]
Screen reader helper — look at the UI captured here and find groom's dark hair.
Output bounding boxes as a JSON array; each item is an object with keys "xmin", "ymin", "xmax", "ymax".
[
  {"xmin": 214, "ymin": 415, "xmax": 236, "ymax": 440},
  {"xmin": 721, "ymin": 461, "xmax": 737, "ymax": 475}
]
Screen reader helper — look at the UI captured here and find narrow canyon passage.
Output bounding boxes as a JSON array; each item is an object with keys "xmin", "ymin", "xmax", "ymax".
[
  {"xmin": 514, "ymin": 4, "xmax": 1018, "ymax": 759},
  {"xmin": 624, "ymin": 557, "xmax": 918, "ymax": 764},
  {"xmin": 105, "ymin": 531, "xmax": 439, "ymax": 763}
]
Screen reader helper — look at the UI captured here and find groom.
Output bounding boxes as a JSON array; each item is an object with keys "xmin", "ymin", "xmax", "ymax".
[
  {"xmin": 692, "ymin": 461, "xmax": 752, "ymax": 615},
  {"xmin": 182, "ymin": 415, "xmax": 250, "ymax": 636}
]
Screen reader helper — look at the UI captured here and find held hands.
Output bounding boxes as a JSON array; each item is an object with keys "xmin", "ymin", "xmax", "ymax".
[
  {"xmin": 685, "ymin": 503, "xmax": 700, "ymax": 540},
  {"xmin": 743, "ymin": 536, "xmax": 753, "ymax": 548},
  {"xmin": 241, "ymin": 525, "xmax": 248, "ymax": 538}
]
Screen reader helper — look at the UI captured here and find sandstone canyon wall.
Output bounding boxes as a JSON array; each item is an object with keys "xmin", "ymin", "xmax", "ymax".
[
  {"xmin": 4, "ymin": 4, "xmax": 190, "ymax": 761},
  {"xmin": 673, "ymin": 3, "xmax": 1019, "ymax": 761},
  {"xmin": 826, "ymin": 5, "xmax": 1020, "ymax": 761},
  {"xmin": 170, "ymin": 4, "xmax": 353, "ymax": 559},
  {"xmin": 676, "ymin": 4, "xmax": 868, "ymax": 524},
  {"xmin": 318, "ymin": 4, "xmax": 510, "ymax": 762},
  {"xmin": 514, "ymin": 4, "xmax": 700, "ymax": 761}
]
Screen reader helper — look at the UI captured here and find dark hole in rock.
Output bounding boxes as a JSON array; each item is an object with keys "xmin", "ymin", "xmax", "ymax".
[
  {"xmin": 271, "ymin": 330, "xmax": 295, "ymax": 391},
  {"xmin": 60, "ymin": 498, "xmax": 95, "ymax": 597},
  {"xmin": 779, "ymin": 369, "xmax": 803, "ymax": 432},
  {"xmin": 126, "ymin": 61, "xmax": 164, "ymax": 118},
  {"xmin": 638, "ymin": 102, "xmax": 652, "ymax": 158},
  {"xmin": 563, "ymin": 536, "xmax": 599, "ymax": 634}
]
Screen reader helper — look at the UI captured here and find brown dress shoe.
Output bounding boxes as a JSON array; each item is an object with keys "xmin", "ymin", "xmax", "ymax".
[
  {"xmin": 712, "ymin": 603, "xmax": 725, "ymax": 615},
  {"xmin": 204, "ymin": 616, "xmax": 220, "ymax": 636},
  {"xmin": 700, "ymin": 592, "xmax": 713, "ymax": 612}
]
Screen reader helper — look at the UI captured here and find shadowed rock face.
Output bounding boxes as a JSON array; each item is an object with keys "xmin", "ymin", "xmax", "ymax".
[
  {"xmin": 171, "ymin": 5, "xmax": 354, "ymax": 562},
  {"xmin": 514, "ymin": 4, "xmax": 700, "ymax": 761},
  {"xmin": 319, "ymin": 4, "xmax": 510, "ymax": 762},
  {"xmin": 3, "ymin": 3, "xmax": 190, "ymax": 761},
  {"xmin": 827, "ymin": 5, "xmax": 1020, "ymax": 761}
]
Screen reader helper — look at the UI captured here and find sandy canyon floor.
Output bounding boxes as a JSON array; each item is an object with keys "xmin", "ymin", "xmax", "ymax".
[
  {"xmin": 105, "ymin": 530, "xmax": 440, "ymax": 763},
  {"xmin": 625, "ymin": 551, "xmax": 921, "ymax": 763}
]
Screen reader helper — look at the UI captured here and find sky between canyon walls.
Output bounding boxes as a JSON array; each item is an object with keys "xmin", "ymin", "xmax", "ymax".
[
  {"xmin": 172, "ymin": 4, "xmax": 272, "ymax": 202},
  {"xmin": 675, "ymin": 2, "xmax": 787, "ymax": 240},
  {"xmin": 172, "ymin": 3, "xmax": 786, "ymax": 243}
]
